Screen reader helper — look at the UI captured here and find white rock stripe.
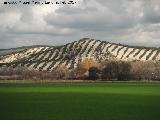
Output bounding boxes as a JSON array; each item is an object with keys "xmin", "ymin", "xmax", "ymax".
[
  {"xmin": 43, "ymin": 61, "xmax": 53, "ymax": 71},
  {"xmin": 88, "ymin": 41, "xmax": 101, "ymax": 56},
  {"xmin": 116, "ymin": 47, "xmax": 127, "ymax": 59},
  {"xmin": 49, "ymin": 50, "xmax": 59, "ymax": 60},
  {"xmin": 102, "ymin": 43, "xmax": 111, "ymax": 53},
  {"xmin": 141, "ymin": 49, "xmax": 153, "ymax": 60},
  {"xmin": 133, "ymin": 49, "xmax": 145, "ymax": 60},
  {"xmin": 84, "ymin": 40, "xmax": 95, "ymax": 55},
  {"xmin": 110, "ymin": 45, "xmax": 123, "ymax": 57},
  {"xmin": 121, "ymin": 48, "xmax": 134, "ymax": 60},
  {"xmin": 155, "ymin": 52, "xmax": 160, "ymax": 60},
  {"xmin": 42, "ymin": 51, "xmax": 51, "ymax": 60},
  {"xmin": 28, "ymin": 62, "xmax": 37, "ymax": 70},
  {"xmin": 148, "ymin": 50, "xmax": 158, "ymax": 60},
  {"xmin": 55, "ymin": 47, "xmax": 65, "ymax": 60},
  {"xmin": 34, "ymin": 47, "xmax": 44, "ymax": 53},
  {"xmin": 80, "ymin": 40, "xmax": 91, "ymax": 54},
  {"xmin": 107, "ymin": 44, "xmax": 116, "ymax": 52},
  {"xmin": 127, "ymin": 49, "xmax": 139, "ymax": 60},
  {"xmin": 36, "ymin": 53, "xmax": 46, "ymax": 60},
  {"xmin": 36, "ymin": 62, "xmax": 46, "ymax": 69}
]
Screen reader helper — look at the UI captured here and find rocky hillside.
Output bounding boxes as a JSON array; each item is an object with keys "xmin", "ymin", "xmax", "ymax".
[{"xmin": 0, "ymin": 38, "xmax": 160, "ymax": 71}]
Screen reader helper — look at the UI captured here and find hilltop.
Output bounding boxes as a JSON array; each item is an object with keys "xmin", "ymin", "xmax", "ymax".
[{"xmin": 0, "ymin": 38, "xmax": 160, "ymax": 71}]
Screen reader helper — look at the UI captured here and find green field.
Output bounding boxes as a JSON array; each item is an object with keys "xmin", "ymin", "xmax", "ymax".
[{"xmin": 0, "ymin": 83, "xmax": 160, "ymax": 120}]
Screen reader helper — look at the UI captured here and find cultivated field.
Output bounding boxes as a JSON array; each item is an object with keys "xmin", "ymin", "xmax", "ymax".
[{"xmin": 0, "ymin": 83, "xmax": 160, "ymax": 120}]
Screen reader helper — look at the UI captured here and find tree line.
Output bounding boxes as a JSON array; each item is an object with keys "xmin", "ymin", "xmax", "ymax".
[{"xmin": 0, "ymin": 58, "xmax": 160, "ymax": 81}]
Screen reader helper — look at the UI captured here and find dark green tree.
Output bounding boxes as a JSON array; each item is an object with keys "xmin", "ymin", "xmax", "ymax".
[
  {"xmin": 88, "ymin": 67, "xmax": 99, "ymax": 80},
  {"xmin": 117, "ymin": 61, "xmax": 132, "ymax": 80},
  {"xmin": 101, "ymin": 61, "xmax": 118, "ymax": 80}
]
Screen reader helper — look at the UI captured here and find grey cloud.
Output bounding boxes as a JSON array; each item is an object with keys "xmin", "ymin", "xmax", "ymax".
[
  {"xmin": 0, "ymin": 0, "xmax": 160, "ymax": 49},
  {"xmin": 142, "ymin": 5, "xmax": 160, "ymax": 24},
  {"xmin": 45, "ymin": 1, "xmax": 135, "ymax": 31}
]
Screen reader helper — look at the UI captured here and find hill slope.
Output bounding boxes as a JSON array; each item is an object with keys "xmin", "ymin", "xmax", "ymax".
[{"xmin": 0, "ymin": 38, "xmax": 160, "ymax": 71}]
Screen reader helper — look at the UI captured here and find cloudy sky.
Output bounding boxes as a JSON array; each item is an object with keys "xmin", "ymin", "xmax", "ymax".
[{"xmin": 0, "ymin": 0, "xmax": 160, "ymax": 49}]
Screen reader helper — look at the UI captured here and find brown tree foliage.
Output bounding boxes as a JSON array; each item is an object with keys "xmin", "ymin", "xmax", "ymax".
[
  {"xmin": 79, "ymin": 58, "xmax": 99, "ymax": 70},
  {"xmin": 74, "ymin": 58, "xmax": 99, "ymax": 79}
]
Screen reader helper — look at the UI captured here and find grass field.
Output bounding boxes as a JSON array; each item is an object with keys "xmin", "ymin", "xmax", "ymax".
[{"xmin": 0, "ymin": 83, "xmax": 160, "ymax": 120}]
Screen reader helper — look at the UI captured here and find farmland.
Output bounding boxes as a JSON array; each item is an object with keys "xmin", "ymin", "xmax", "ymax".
[{"xmin": 0, "ymin": 83, "xmax": 160, "ymax": 120}]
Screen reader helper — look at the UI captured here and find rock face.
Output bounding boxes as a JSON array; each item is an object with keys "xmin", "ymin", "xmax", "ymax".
[{"xmin": 0, "ymin": 38, "xmax": 160, "ymax": 71}]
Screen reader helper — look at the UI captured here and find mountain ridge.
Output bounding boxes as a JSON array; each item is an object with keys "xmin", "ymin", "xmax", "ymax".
[{"xmin": 0, "ymin": 38, "xmax": 160, "ymax": 71}]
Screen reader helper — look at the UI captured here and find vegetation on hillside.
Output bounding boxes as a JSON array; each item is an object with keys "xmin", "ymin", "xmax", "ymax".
[{"xmin": 0, "ymin": 58, "xmax": 160, "ymax": 81}]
